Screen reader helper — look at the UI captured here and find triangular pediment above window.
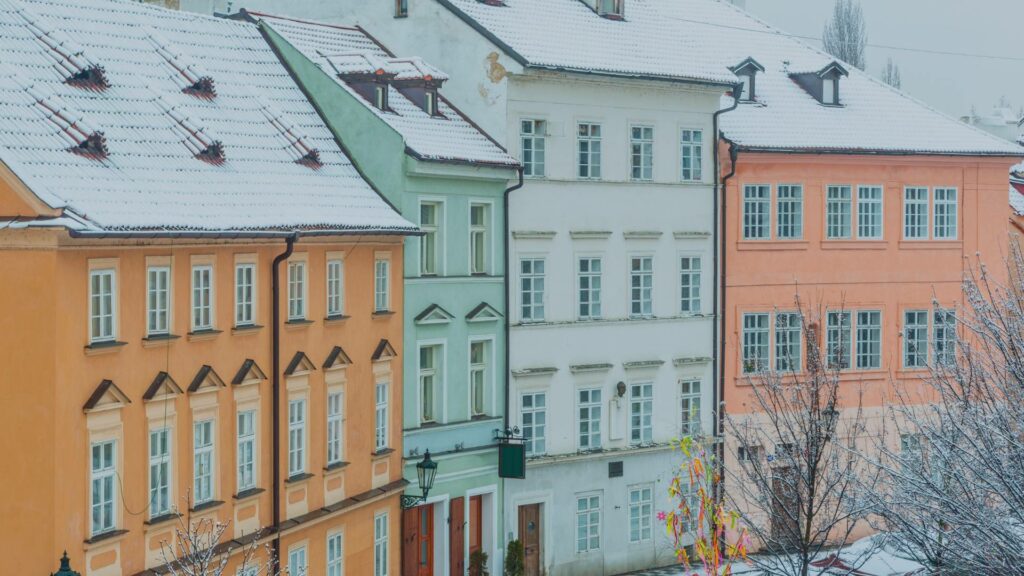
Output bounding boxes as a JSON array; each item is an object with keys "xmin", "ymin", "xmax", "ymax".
[
  {"xmin": 372, "ymin": 339, "xmax": 398, "ymax": 362},
  {"xmin": 729, "ymin": 57, "xmax": 765, "ymax": 75},
  {"xmin": 231, "ymin": 359, "xmax": 267, "ymax": 386},
  {"xmin": 323, "ymin": 346, "xmax": 353, "ymax": 370},
  {"xmin": 143, "ymin": 371, "xmax": 184, "ymax": 401},
  {"xmin": 414, "ymin": 304, "xmax": 455, "ymax": 325},
  {"xmin": 284, "ymin": 351, "xmax": 316, "ymax": 376},
  {"xmin": 188, "ymin": 365, "xmax": 226, "ymax": 394},
  {"xmin": 466, "ymin": 302, "xmax": 503, "ymax": 323},
  {"xmin": 817, "ymin": 61, "xmax": 849, "ymax": 79},
  {"xmin": 83, "ymin": 379, "xmax": 131, "ymax": 413}
]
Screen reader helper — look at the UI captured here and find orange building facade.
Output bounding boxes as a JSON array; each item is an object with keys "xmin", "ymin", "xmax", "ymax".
[{"xmin": 0, "ymin": 225, "xmax": 409, "ymax": 575}]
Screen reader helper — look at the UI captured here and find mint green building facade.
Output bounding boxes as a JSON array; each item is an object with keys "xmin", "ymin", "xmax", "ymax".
[{"xmin": 260, "ymin": 16, "xmax": 518, "ymax": 574}]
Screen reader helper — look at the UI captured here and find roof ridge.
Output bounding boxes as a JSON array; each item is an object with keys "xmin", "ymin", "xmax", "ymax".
[{"xmin": 247, "ymin": 10, "xmax": 364, "ymax": 32}]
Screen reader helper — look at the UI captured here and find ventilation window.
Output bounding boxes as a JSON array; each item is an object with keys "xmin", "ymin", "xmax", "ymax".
[
  {"xmin": 258, "ymin": 101, "xmax": 322, "ymax": 168},
  {"xmin": 146, "ymin": 29, "xmax": 216, "ymax": 99},
  {"xmin": 14, "ymin": 5, "xmax": 108, "ymax": 89},
  {"xmin": 387, "ymin": 57, "xmax": 448, "ymax": 116},
  {"xmin": 152, "ymin": 94, "xmax": 224, "ymax": 164}
]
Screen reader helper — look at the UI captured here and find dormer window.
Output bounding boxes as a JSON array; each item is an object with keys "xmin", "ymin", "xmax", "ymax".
[
  {"xmin": 598, "ymin": 0, "xmax": 624, "ymax": 19},
  {"xmin": 729, "ymin": 58, "xmax": 764, "ymax": 102},
  {"xmin": 788, "ymin": 61, "xmax": 848, "ymax": 107},
  {"xmin": 375, "ymin": 83, "xmax": 389, "ymax": 111},
  {"xmin": 425, "ymin": 90, "xmax": 437, "ymax": 116},
  {"xmin": 822, "ymin": 77, "xmax": 837, "ymax": 105}
]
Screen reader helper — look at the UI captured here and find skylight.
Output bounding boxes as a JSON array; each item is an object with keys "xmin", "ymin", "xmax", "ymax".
[{"xmin": 14, "ymin": 4, "xmax": 108, "ymax": 89}]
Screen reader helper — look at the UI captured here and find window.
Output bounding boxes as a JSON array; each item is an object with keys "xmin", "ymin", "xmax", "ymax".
[
  {"xmin": 520, "ymin": 258, "xmax": 545, "ymax": 322},
  {"xmin": 394, "ymin": 0, "xmax": 408, "ymax": 17},
  {"xmin": 904, "ymin": 310, "xmax": 929, "ymax": 368},
  {"xmin": 418, "ymin": 345, "xmax": 440, "ymax": 424},
  {"xmin": 521, "ymin": 119, "xmax": 546, "ymax": 177},
  {"xmin": 822, "ymin": 78, "xmax": 837, "ymax": 105},
  {"xmin": 629, "ymin": 383, "xmax": 653, "ymax": 445},
  {"xmin": 738, "ymin": 445, "xmax": 763, "ymax": 464},
  {"xmin": 856, "ymin": 311, "xmax": 882, "ymax": 370},
  {"xmin": 742, "ymin": 313, "xmax": 770, "ymax": 374},
  {"xmin": 288, "ymin": 399, "xmax": 306, "ymax": 477},
  {"xmin": 933, "ymin": 308, "xmax": 956, "ymax": 365},
  {"xmin": 857, "ymin": 186, "xmax": 883, "ymax": 239},
  {"xmin": 599, "ymin": 0, "xmax": 624, "ymax": 16},
  {"xmin": 743, "ymin": 185, "xmax": 770, "ymax": 240},
  {"xmin": 470, "ymin": 341, "xmax": 488, "ymax": 417},
  {"xmin": 578, "ymin": 389, "xmax": 602, "ymax": 451},
  {"xmin": 470, "ymin": 203, "xmax": 489, "ymax": 274},
  {"xmin": 327, "ymin": 392, "xmax": 344, "ymax": 466},
  {"xmin": 327, "ymin": 533, "xmax": 344, "ymax": 576},
  {"xmin": 577, "ymin": 123, "xmax": 602, "ymax": 179},
  {"xmin": 288, "ymin": 261, "xmax": 306, "ymax": 321},
  {"xmin": 374, "ymin": 83, "xmax": 388, "ymax": 111},
  {"xmin": 575, "ymin": 494, "xmax": 601, "ymax": 552},
  {"xmin": 522, "ymin": 393, "xmax": 546, "ymax": 456},
  {"xmin": 89, "ymin": 269, "xmax": 116, "ymax": 343},
  {"xmin": 826, "ymin": 311, "xmax": 852, "ymax": 370},
  {"xmin": 374, "ymin": 513, "xmax": 389, "ymax": 576},
  {"xmin": 680, "ymin": 380, "xmax": 701, "ymax": 436},
  {"xmin": 577, "ymin": 257, "xmax": 602, "ymax": 320},
  {"xmin": 192, "ymin": 265, "xmax": 213, "ymax": 331},
  {"xmin": 739, "ymin": 73, "xmax": 753, "ymax": 101},
  {"xmin": 424, "ymin": 90, "xmax": 437, "ymax": 116},
  {"xmin": 826, "ymin": 185, "xmax": 852, "ymax": 239},
  {"xmin": 934, "ymin": 188, "xmax": 958, "ymax": 239},
  {"xmin": 91, "ymin": 440, "xmax": 116, "ymax": 536},
  {"xmin": 288, "ymin": 546, "xmax": 308, "ymax": 576},
  {"xmin": 630, "ymin": 125, "xmax": 653, "ymax": 181},
  {"xmin": 774, "ymin": 312, "xmax": 802, "ymax": 372},
  {"xmin": 630, "ymin": 256, "xmax": 654, "ymax": 318},
  {"xmin": 327, "ymin": 259, "xmax": 344, "ymax": 317},
  {"xmin": 777, "ymin": 184, "xmax": 803, "ymax": 239},
  {"xmin": 629, "ymin": 486, "xmax": 653, "ymax": 543},
  {"xmin": 149, "ymin": 428, "xmax": 171, "ymax": 518},
  {"xmin": 193, "ymin": 420, "xmax": 214, "ymax": 504},
  {"xmin": 237, "ymin": 410, "xmax": 256, "ymax": 492},
  {"xmin": 680, "ymin": 129, "xmax": 703, "ymax": 181},
  {"xmin": 904, "ymin": 187, "xmax": 929, "ymax": 239},
  {"xmin": 679, "ymin": 257, "xmax": 701, "ymax": 314},
  {"xmin": 147, "ymin": 266, "xmax": 170, "ymax": 336},
  {"xmin": 235, "ymin": 263, "xmax": 255, "ymax": 326},
  {"xmin": 375, "ymin": 382, "xmax": 389, "ymax": 451},
  {"xmin": 419, "ymin": 202, "xmax": 441, "ymax": 275},
  {"xmin": 374, "ymin": 258, "xmax": 390, "ymax": 312},
  {"xmin": 238, "ymin": 566, "xmax": 258, "ymax": 576}
]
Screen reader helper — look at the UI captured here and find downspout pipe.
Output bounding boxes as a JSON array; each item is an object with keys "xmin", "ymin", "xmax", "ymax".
[
  {"xmin": 503, "ymin": 167, "xmax": 525, "ymax": 432},
  {"xmin": 270, "ymin": 231, "xmax": 298, "ymax": 571},
  {"xmin": 717, "ymin": 137, "xmax": 739, "ymax": 440}
]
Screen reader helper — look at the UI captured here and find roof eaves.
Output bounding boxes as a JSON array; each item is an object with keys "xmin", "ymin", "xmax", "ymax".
[{"xmin": 726, "ymin": 141, "xmax": 1024, "ymax": 158}]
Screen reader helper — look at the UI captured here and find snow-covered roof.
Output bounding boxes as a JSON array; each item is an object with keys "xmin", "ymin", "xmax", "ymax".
[
  {"xmin": 0, "ymin": 0, "xmax": 415, "ymax": 234},
  {"xmin": 252, "ymin": 12, "xmax": 517, "ymax": 168},
  {"xmin": 1011, "ymin": 181, "xmax": 1024, "ymax": 216},
  {"xmin": 439, "ymin": 0, "xmax": 1024, "ymax": 156}
]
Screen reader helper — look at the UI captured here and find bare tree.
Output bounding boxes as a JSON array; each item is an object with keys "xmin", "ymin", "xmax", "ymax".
[
  {"xmin": 865, "ymin": 251, "xmax": 1024, "ymax": 573},
  {"xmin": 881, "ymin": 57, "xmax": 901, "ymax": 89},
  {"xmin": 823, "ymin": 0, "xmax": 868, "ymax": 70},
  {"xmin": 725, "ymin": 302, "xmax": 880, "ymax": 576},
  {"xmin": 160, "ymin": 495, "xmax": 279, "ymax": 576}
]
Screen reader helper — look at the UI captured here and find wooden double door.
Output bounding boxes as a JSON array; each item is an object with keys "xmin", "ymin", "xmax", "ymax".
[{"xmin": 403, "ymin": 496, "xmax": 485, "ymax": 576}]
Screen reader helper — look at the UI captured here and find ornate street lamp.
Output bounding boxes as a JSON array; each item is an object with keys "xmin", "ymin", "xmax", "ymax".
[
  {"xmin": 401, "ymin": 450, "xmax": 438, "ymax": 509},
  {"xmin": 52, "ymin": 552, "xmax": 81, "ymax": 576}
]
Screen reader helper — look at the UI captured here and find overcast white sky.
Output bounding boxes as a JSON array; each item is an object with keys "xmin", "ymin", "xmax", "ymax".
[{"xmin": 741, "ymin": 0, "xmax": 1024, "ymax": 118}]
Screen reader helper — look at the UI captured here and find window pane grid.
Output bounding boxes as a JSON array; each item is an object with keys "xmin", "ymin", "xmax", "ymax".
[
  {"xmin": 90, "ymin": 270, "xmax": 115, "ymax": 342},
  {"xmin": 193, "ymin": 420, "xmax": 214, "ymax": 504},
  {"xmin": 521, "ymin": 120, "xmax": 546, "ymax": 177},
  {"xmin": 470, "ymin": 341, "xmax": 487, "ymax": 417},
  {"xmin": 743, "ymin": 185, "xmax": 770, "ymax": 239},
  {"xmin": 374, "ymin": 259, "xmax": 390, "ymax": 312},
  {"xmin": 149, "ymin": 428, "xmax": 171, "ymax": 517},
  {"xmin": 629, "ymin": 487, "xmax": 653, "ymax": 543},
  {"xmin": 857, "ymin": 186, "xmax": 883, "ymax": 239},
  {"xmin": 522, "ymin": 393, "xmax": 546, "ymax": 456},
  {"xmin": 776, "ymin": 185, "xmax": 803, "ymax": 239},
  {"xmin": 904, "ymin": 187, "xmax": 929, "ymax": 239},
  {"xmin": 577, "ymin": 123, "xmax": 602, "ymax": 179},
  {"xmin": 327, "ymin": 260, "xmax": 344, "ymax": 317},
  {"xmin": 680, "ymin": 256, "xmax": 701, "ymax": 314},
  {"xmin": 774, "ymin": 312, "xmax": 802, "ymax": 372},
  {"xmin": 855, "ymin": 311, "xmax": 882, "ymax": 369},
  {"xmin": 520, "ymin": 258, "xmax": 546, "ymax": 322},
  {"xmin": 578, "ymin": 257, "xmax": 602, "ymax": 320},
  {"xmin": 91, "ymin": 440, "xmax": 116, "ymax": 535},
  {"xmin": 235, "ymin": 264, "xmax": 254, "ymax": 326},
  {"xmin": 742, "ymin": 313, "xmax": 770, "ymax": 374},
  {"xmin": 680, "ymin": 129, "xmax": 703, "ymax": 181},
  {"xmin": 147, "ymin": 267, "xmax": 169, "ymax": 335},
  {"xmin": 827, "ymin": 311, "xmax": 852, "ymax": 370},
  {"xmin": 826, "ymin": 185, "xmax": 852, "ymax": 239},
  {"xmin": 630, "ymin": 256, "xmax": 653, "ymax": 318},
  {"xmin": 904, "ymin": 310, "xmax": 929, "ymax": 368},
  {"xmin": 680, "ymin": 380, "xmax": 701, "ymax": 436},
  {"xmin": 375, "ymin": 383, "xmax": 388, "ymax": 451},
  {"xmin": 629, "ymin": 383, "xmax": 653, "ymax": 445},
  {"xmin": 470, "ymin": 204, "xmax": 488, "ymax": 274},
  {"xmin": 287, "ymin": 261, "xmax": 306, "ymax": 321},
  {"xmin": 192, "ymin": 266, "xmax": 213, "ymax": 331},
  {"xmin": 578, "ymin": 389, "xmax": 602, "ymax": 450},
  {"xmin": 237, "ymin": 410, "xmax": 256, "ymax": 491},
  {"xmin": 630, "ymin": 125, "xmax": 653, "ymax": 181},
  {"xmin": 575, "ymin": 495, "xmax": 601, "ymax": 552},
  {"xmin": 934, "ymin": 188, "xmax": 958, "ymax": 239}
]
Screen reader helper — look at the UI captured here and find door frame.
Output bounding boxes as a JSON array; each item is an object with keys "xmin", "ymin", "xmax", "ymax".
[
  {"xmin": 517, "ymin": 502, "xmax": 544, "ymax": 576},
  {"xmin": 465, "ymin": 484, "xmax": 499, "ymax": 574}
]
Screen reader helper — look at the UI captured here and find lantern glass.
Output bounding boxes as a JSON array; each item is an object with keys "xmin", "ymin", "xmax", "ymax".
[{"xmin": 417, "ymin": 450, "xmax": 438, "ymax": 494}]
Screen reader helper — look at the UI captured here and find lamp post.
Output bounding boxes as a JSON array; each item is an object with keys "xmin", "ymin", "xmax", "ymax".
[
  {"xmin": 401, "ymin": 450, "xmax": 438, "ymax": 509},
  {"xmin": 51, "ymin": 552, "xmax": 81, "ymax": 576}
]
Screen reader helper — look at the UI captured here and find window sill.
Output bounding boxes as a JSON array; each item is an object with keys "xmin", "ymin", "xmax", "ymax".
[
  {"xmin": 144, "ymin": 512, "xmax": 182, "ymax": 526},
  {"xmin": 736, "ymin": 240, "xmax": 809, "ymax": 251},
  {"xmin": 232, "ymin": 324, "xmax": 263, "ymax": 335},
  {"xmin": 324, "ymin": 314, "xmax": 350, "ymax": 326},
  {"xmin": 284, "ymin": 319, "xmax": 314, "ymax": 330},
  {"xmin": 142, "ymin": 333, "xmax": 181, "ymax": 348},
  {"xmin": 84, "ymin": 340, "xmax": 127, "ymax": 356},
  {"xmin": 233, "ymin": 487, "xmax": 266, "ymax": 501},
  {"xmin": 324, "ymin": 461, "xmax": 350, "ymax": 473},
  {"xmin": 285, "ymin": 472, "xmax": 315, "ymax": 484},
  {"xmin": 84, "ymin": 528, "xmax": 128, "ymax": 546},
  {"xmin": 898, "ymin": 240, "xmax": 963, "ymax": 250},
  {"xmin": 821, "ymin": 240, "xmax": 889, "ymax": 250},
  {"xmin": 372, "ymin": 447, "xmax": 395, "ymax": 459},
  {"xmin": 372, "ymin": 310, "xmax": 395, "ymax": 318},
  {"xmin": 187, "ymin": 329, "xmax": 222, "ymax": 342},
  {"xmin": 190, "ymin": 499, "xmax": 224, "ymax": 513}
]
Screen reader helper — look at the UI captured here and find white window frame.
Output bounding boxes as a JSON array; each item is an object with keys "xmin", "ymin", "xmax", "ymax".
[
  {"xmin": 577, "ymin": 256, "xmax": 603, "ymax": 320},
  {"xmin": 629, "ymin": 382, "xmax": 653, "ymax": 445},
  {"xmin": 469, "ymin": 339, "xmax": 489, "ymax": 418},
  {"xmin": 470, "ymin": 202, "xmax": 490, "ymax": 275},
  {"xmin": 237, "ymin": 410, "xmax": 257, "ymax": 492},
  {"xmin": 628, "ymin": 485, "xmax": 653, "ymax": 543},
  {"xmin": 521, "ymin": 392, "xmax": 546, "ymax": 456},
  {"xmin": 191, "ymin": 265, "xmax": 214, "ymax": 331},
  {"xmin": 235, "ymin": 263, "xmax": 255, "ymax": 327},
  {"xmin": 287, "ymin": 260, "xmax": 307, "ymax": 321},
  {"xmin": 577, "ymin": 122, "xmax": 602, "ymax": 180},
  {"xmin": 680, "ymin": 128, "xmax": 703, "ymax": 181},
  {"xmin": 934, "ymin": 187, "xmax": 958, "ymax": 240},
  {"xmin": 327, "ymin": 532, "xmax": 344, "ymax": 576},
  {"xmin": 776, "ymin": 184, "xmax": 803, "ymax": 239},
  {"xmin": 89, "ymin": 268, "xmax": 116, "ymax": 343},
  {"xmin": 91, "ymin": 439, "xmax": 117, "ymax": 536},
  {"xmin": 774, "ymin": 312, "xmax": 802, "ymax": 372},
  {"xmin": 149, "ymin": 427, "xmax": 172, "ymax": 518},
  {"xmin": 857, "ymin": 185, "xmax": 884, "ymax": 239},
  {"xmin": 822, "ymin": 77, "xmax": 836, "ymax": 104},
  {"xmin": 741, "ymin": 313, "xmax": 770, "ymax": 374},
  {"xmin": 419, "ymin": 200, "xmax": 442, "ymax": 276},
  {"xmin": 288, "ymin": 398, "xmax": 307, "ymax": 477},
  {"xmin": 575, "ymin": 493, "xmax": 602, "ymax": 553},
  {"xmin": 326, "ymin": 258, "xmax": 345, "ymax": 318},
  {"xmin": 903, "ymin": 309, "xmax": 929, "ymax": 368},
  {"xmin": 825, "ymin": 185, "xmax": 852, "ymax": 239},
  {"xmin": 680, "ymin": 380, "xmax": 701, "ymax": 436},
  {"xmin": 679, "ymin": 256, "xmax": 701, "ymax": 315},
  {"xmin": 855, "ymin": 310, "xmax": 882, "ymax": 370},
  {"xmin": 374, "ymin": 257, "xmax": 390, "ymax": 312},
  {"xmin": 374, "ymin": 512, "xmax": 389, "ymax": 576},
  {"xmin": 903, "ymin": 187, "xmax": 930, "ymax": 240},
  {"xmin": 288, "ymin": 545, "xmax": 308, "ymax": 576},
  {"xmin": 933, "ymin": 307, "xmax": 957, "ymax": 366},
  {"xmin": 520, "ymin": 119, "xmax": 546, "ymax": 178},
  {"xmin": 146, "ymin": 266, "xmax": 170, "ymax": 336},
  {"xmin": 375, "ymin": 382, "xmax": 389, "ymax": 452},
  {"xmin": 578, "ymin": 388, "xmax": 602, "ymax": 451},
  {"xmin": 743, "ymin": 185, "xmax": 771, "ymax": 240},
  {"xmin": 826, "ymin": 310, "xmax": 852, "ymax": 370},
  {"xmin": 418, "ymin": 343, "xmax": 441, "ymax": 424},
  {"xmin": 327, "ymin": 391, "xmax": 344, "ymax": 466},
  {"xmin": 630, "ymin": 124, "xmax": 654, "ymax": 182},
  {"xmin": 520, "ymin": 257, "xmax": 546, "ymax": 323},
  {"xmin": 193, "ymin": 419, "xmax": 215, "ymax": 504},
  {"xmin": 629, "ymin": 255, "xmax": 654, "ymax": 319}
]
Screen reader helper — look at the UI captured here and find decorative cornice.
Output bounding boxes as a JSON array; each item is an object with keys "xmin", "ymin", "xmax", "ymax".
[
  {"xmin": 673, "ymin": 231, "xmax": 712, "ymax": 239},
  {"xmin": 512, "ymin": 230, "xmax": 557, "ymax": 240},
  {"xmin": 569, "ymin": 230, "xmax": 612, "ymax": 240},
  {"xmin": 623, "ymin": 230, "xmax": 663, "ymax": 240},
  {"xmin": 673, "ymin": 356, "xmax": 712, "ymax": 367},
  {"xmin": 570, "ymin": 363, "xmax": 614, "ymax": 374},
  {"xmin": 623, "ymin": 359, "xmax": 665, "ymax": 370},
  {"xmin": 511, "ymin": 367, "xmax": 558, "ymax": 377}
]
